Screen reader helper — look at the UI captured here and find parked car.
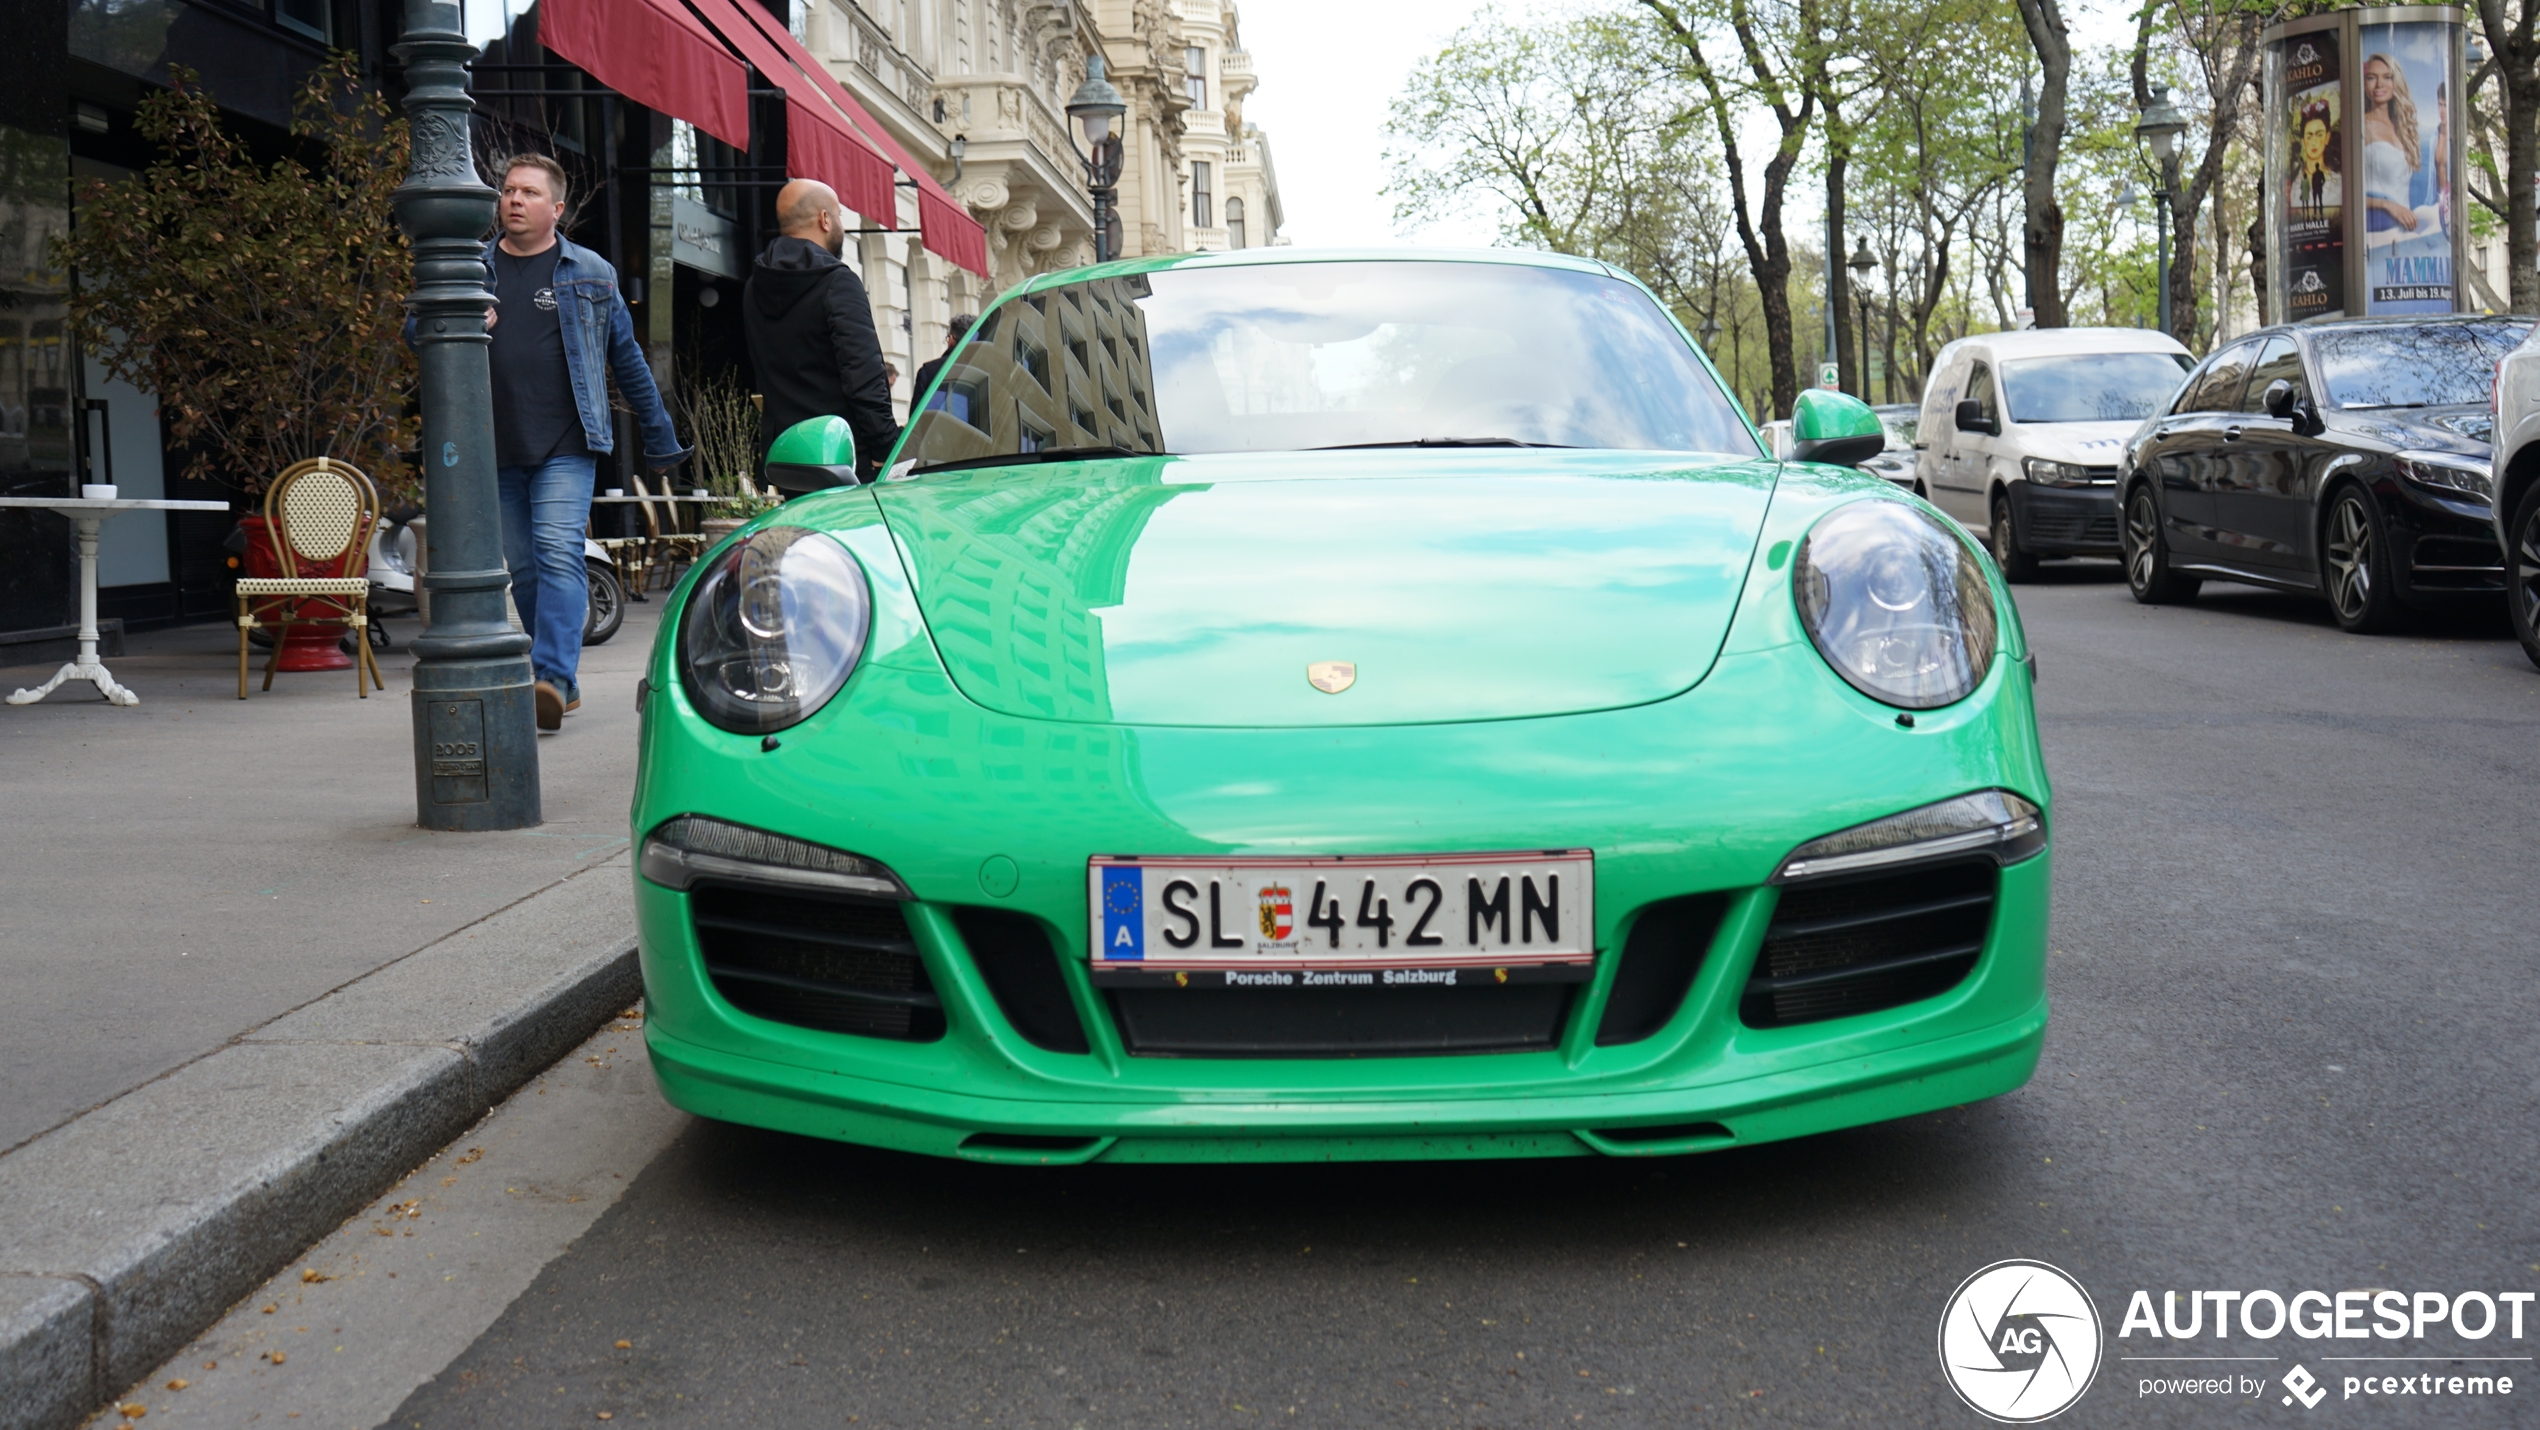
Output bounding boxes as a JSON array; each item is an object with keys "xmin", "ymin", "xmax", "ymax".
[
  {"xmin": 633, "ymin": 248, "xmax": 2049, "ymax": 1165},
  {"xmin": 1917, "ymin": 328, "xmax": 2195, "ymax": 579},
  {"xmin": 2120, "ymin": 315, "xmax": 2523, "ymax": 633},
  {"xmin": 2488, "ymin": 318, "xmax": 2540, "ymax": 667},
  {"xmin": 1863, "ymin": 403, "xmax": 1921, "ymax": 492}
]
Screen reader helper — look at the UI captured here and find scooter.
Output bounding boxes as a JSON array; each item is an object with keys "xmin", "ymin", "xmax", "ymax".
[{"xmin": 366, "ymin": 510, "xmax": 625, "ymax": 648}]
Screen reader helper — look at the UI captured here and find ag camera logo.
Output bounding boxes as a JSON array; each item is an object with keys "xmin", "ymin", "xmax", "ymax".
[{"xmin": 1939, "ymin": 1260, "xmax": 2104, "ymax": 1422}]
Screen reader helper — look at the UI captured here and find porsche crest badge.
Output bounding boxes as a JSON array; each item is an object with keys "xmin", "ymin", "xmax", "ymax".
[{"xmin": 1307, "ymin": 661, "xmax": 1357, "ymax": 694}]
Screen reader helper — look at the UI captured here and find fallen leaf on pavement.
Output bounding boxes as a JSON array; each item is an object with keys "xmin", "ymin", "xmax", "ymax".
[
  {"xmin": 117, "ymin": 1405, "xmax": 145, "ymax": 1417},
  {"xmin": 455, "ymin": 1148, "xmax": 483, "ymax": 1165},
  {"xmin": 298, "ymin": 1268, "xmax": 330, "ymax": 1283},
  {"xmin": 166, "ymin": 1379, "xmax": 189, "ymax": 1391},
  {"xmin": 267, "ymin": 1350, "xmax": 286, "ymax": 1365},
  {"xmin": 260, "ymin": 1305, "xmax": 276, "ymax": 1315},
  {"xmin": 597, "ymin": 1415, "xmax": 614, "ymax": 1422},
  {"xmin": 615, "ymin": 1340, "xmax": 632, "ymax": 1349}
]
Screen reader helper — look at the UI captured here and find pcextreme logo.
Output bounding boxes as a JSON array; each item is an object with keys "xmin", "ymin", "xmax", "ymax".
[{"xmin": 1938, "ymin": 1260, "xmax": 2104, "ymax": 1422}]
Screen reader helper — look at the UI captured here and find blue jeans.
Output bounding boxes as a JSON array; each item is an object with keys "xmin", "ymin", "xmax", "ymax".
[{"xmin": 497, "ymin": 454, "xmax": 595, "ymax": 688}]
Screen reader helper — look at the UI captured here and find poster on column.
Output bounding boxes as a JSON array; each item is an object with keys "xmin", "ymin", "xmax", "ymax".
[
  {"xmin": 2356, "ymin": 21, "xmax": 2456, "ymax": 313},
  {"xmin": 2281, "ymin": 31, "xmax": 2345, "ymax": 319}
]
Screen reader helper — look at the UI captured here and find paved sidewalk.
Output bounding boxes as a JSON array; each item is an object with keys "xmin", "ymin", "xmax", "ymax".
[
  {"xmin": 0, "ymin": 597, "xmax": 669, "ymax": 1429},
  {"xmin": 0, "ymin": 604, "xmax": 659, "ymax": 1153}
]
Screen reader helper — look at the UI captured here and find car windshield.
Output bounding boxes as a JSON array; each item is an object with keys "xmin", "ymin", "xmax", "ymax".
[
  {"xmin": 1999, "ymin": 352, "xmax": 2191, "ymax": 423},
  {"xmin": 1878, "ymin": 413, "xmax": 1917, "ymax": 450},
  {"xmin": 2310, "ymin": 323, "xmax": 2525, "ymax": 409},
  {"xmin": 897, "ymin": 260, "xmax": 1759, "ymax": 472}
]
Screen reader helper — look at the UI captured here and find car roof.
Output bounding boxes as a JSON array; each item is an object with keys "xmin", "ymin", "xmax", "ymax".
[
  {"xmin": 2256, "ymin": 313, "xmax": 2536, "ymax": 343},
  {"xmin": 1020, "ymin": 245, "xmax": 1617, "ymax": 290},
  {"xmin": 1933, "ymin": 327, "xmax": 2193, "ymax": 365}
]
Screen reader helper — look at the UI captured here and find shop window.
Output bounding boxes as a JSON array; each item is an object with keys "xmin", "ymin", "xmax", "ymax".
[{"xmin": 275, "ymin": 0, "xmax": 330, "ymax": 42}]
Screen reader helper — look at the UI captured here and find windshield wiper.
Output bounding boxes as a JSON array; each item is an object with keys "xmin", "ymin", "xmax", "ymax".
[
  {"xmin": 1310, "ymin": 437, "xmax": 1579, "ymax": 450},
  {"xmin": 910, "ymin": 445, "xmax": 1151, "ymax": 475}
]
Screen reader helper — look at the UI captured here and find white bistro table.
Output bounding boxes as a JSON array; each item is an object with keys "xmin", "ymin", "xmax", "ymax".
[{"xmin": 0, "ymin": 496, "xmax": 231, "ymax": 706}]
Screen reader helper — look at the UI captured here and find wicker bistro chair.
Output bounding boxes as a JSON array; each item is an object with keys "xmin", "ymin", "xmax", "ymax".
[{"xmin": 234, "ymin": 457, "xmax": 385, "ymax": 699}]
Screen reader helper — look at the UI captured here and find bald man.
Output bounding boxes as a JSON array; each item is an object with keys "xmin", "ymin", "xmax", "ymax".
[{"xmin": 742, "ymin": 179, "xmax": 900, "ymax": 484}]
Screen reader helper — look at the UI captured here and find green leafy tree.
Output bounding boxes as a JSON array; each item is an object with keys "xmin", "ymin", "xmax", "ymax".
[{"xmin": 55, "ymin": 54, "xmax": 418, "ymax": 500}]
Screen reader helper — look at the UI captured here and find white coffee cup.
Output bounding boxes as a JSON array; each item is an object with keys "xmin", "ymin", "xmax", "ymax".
[
  {"xmin": 82, "ymin": 484, "xmax": 117, "ymax": 500},
  {"xmin": 691, "ymin": 488, "xmax": 710, "ymax": 498},
  {"xmin": 603, "ymin": 487, "xmax": 624, "ymax": 497}
]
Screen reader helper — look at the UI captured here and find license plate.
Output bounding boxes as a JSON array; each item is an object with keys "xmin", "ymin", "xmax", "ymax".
[{"xmin": 1087, "ymin": 851, "xmax": 1594, "ymax": 977}]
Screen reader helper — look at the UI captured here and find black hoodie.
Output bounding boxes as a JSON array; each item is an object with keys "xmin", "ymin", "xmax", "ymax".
[{"xmin": 742, "ymin": 235, "xmax": 901, "ymax": 472}]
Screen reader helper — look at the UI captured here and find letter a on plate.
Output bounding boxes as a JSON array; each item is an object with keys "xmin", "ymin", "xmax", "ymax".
[{"xmin": 1308, "ymin": 661, "xmax": 1356, "ymax": 694}]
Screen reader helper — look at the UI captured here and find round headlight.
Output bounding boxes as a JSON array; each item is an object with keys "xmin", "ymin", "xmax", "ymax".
[
  {"xmin": 678, "ymin": 526, "xmax": 872, "ymax": 734},
  {"xmin": 1794, "ymin": 501, "xmax": 1997, "ymax": 709}
]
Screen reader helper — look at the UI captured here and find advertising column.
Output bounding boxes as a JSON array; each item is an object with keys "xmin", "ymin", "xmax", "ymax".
[
  {"xmin": 2353, "ymin": 11, "xmax": 2464, "ymax": 314},
  {"xmin": 2270, "ymin": 24, "xmax": 2347, "ymax": 320}
]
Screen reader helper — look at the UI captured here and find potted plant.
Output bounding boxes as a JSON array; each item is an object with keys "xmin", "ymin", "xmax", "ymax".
[
  {"xmin": 679, "ymin": 367, "xmax": 778, "ymax": 545},
  {"xmin": 55, "ymin": 55, "xmax": 416, "ymax": 672}
]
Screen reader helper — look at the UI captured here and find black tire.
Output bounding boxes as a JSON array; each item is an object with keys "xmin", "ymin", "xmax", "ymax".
[
  {"xmin": 584, "ymin": 558, "xmax": 626, "ymax": 646},
  {"xmin": 2122, "ymin": 482, "xmax": 2201, "ymax": 604},
  {"xmin": 2509, "ymin": 480, "xmax": 2540, "ymax": 672},
  {"xmin": 2321, "ymin": 484, "xmax": 2405, "ymax": 633},
  {"xmin": 1989, "ymin": 489, "xmax": 2040, "ymax": 582}
]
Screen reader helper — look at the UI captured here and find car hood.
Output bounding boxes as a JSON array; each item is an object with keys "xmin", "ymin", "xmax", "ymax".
[
  {"xmin": 873, "ymin": 449, "xmax": 1778, "ymax": 727},
  {"xmin": 2325, "ymin": 403, "xmax": 2493, "ymax": 457},
  {"xmin": 2001, "ymin": 421, "xmax": 2137, "ymax": 465}
]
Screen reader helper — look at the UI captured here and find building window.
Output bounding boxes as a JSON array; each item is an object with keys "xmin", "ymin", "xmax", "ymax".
[
  {"xmin": 1185, "ymin": 46, "xmax": 1207, "ymax": 107},
  {"xmin": 1191, "ymin": 161, "xmax": 1212, "ymax": 230},
  {"xmin": 274, "ymin": 0, "xmax": 330, "ymax": 42},
  {"xmin": 1225, "ymin": 197, "xmax": 1245, "ymax": 249}
]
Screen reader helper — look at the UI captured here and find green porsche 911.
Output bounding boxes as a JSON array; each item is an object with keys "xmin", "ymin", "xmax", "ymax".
[{"xmin": 631, "ymin": 247, "xmax": 2048, "ymax": 1164}]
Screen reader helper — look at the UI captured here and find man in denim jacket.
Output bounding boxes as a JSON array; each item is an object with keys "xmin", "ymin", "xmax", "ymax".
[{"xmin": 483, "ymin": 154, "xmax": 688, "ymax": 730}]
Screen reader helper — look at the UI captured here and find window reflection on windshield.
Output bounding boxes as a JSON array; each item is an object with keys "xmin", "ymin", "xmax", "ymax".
[
  {"xmin": 2311, "ymin": 323, "xmax": 2523, "ymax": 409},
  {"xmin": 1999, "ymin": 352, "xmax": 2191, "ymax": 423},
  {"xmin": 897, "ymin": 260, "xmax": 1759, "ymax": 472}
]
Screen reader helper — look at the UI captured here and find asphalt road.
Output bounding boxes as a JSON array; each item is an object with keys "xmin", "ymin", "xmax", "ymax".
[{"xmin": 139, "ymin": 566, "xmax": 2540, "ymax": 1429}]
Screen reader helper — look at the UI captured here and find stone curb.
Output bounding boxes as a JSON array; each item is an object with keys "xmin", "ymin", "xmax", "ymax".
[{"xmin": 0, "ymin": 853, "xmax": 640, "ymax": 1430}]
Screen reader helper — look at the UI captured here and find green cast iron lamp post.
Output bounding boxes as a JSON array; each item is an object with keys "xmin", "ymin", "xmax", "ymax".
[{"xmin": 393, "ymin": 0, "xmax": 541, "ymax": 829}]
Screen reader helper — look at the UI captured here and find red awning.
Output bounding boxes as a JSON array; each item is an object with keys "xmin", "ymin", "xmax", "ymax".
[
  {"xmin": 540, "ymin": 0, "xmax": 749, "ymax": 150},
  {"xmin": 712, "ymin": 0, "xmax": 990, "ymax": 278},
  {"xmin": 681, "ymin": 0, "xmax": 901, "ymax": 227}
]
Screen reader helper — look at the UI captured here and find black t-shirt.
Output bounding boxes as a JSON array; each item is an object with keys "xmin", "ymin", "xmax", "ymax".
[{"xmin": 487, "ymin": 242, "xmax": 591, "ymax": 468}]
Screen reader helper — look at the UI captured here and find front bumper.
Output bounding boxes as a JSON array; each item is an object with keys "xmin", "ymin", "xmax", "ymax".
[
  {"xmin": 2008, "ymin": 482, "xmax": 2120, "ymax": 555},
  {"xmin": 633, "ymin": 639, "xmax": 2052, "ymax": 1164},
  {"xmin": 2379, "ymin": 477, "xmax": 2506, "ymax": 599}
]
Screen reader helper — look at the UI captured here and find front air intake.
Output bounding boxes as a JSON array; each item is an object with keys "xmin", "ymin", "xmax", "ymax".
[
  {"xmin": 1595, "ymin": 894, "xmax": 1726, "ymax": 1045},
  {"xmin": 1741, "ymin": 860, "xmax": 1995, "ymax": 1028},
  {"xmin": 691, "ymin": 886, "xmax": 943, "ymax": 1040}
]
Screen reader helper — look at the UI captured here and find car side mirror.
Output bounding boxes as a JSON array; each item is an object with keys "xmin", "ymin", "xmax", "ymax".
[
  {"xmin": 763, "ymin": 415, "xmax": 859, "ymax": 494},
  {"xmin": 1788, "ymin": 389, "xmax": 1888, "ymax": 467},
  {"xmin": 2262, "ymin": 379, "xmax": 2296, "ymax": 419},
  {"xmin": 1953, "ymin": 399, "xmax": 1999, "ymax": 437}
]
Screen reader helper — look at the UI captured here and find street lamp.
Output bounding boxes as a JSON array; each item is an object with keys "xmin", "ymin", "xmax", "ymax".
[
  {"xmin": 1064, "ymin": 55, "xmax": 1127, "ymax": 262},
  {"xmin": 2133, "ymin": 83, "xmax": 2188, "ymax": 339},
  {"xmin": 392, "ymin": 0, "xmax": 539, "ymax": 830},
  {"xmin": 1847, "ymin": 239, "xmax": 1878, "ymax": 401}
]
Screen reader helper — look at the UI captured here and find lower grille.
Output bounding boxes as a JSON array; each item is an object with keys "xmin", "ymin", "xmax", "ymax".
[
  {"xmin": 691, "ymin": 886, "xmax": 943, "ymax": 1040},
  {"xmin": 2026, "ymin": 511, "xmax": 2119, "ymax": 547},
  {"xmin": 953, "ymin": 906, "xmax": 1091, "ymax": 1053},
  {"xmin": 1108, "ymin": 980, "xmax": 1574, "ymax": 1058},
  {"xmin": 1741, "ymin": 861, "xmax": 1995, "ymax": 1028},
  {"xmin": 1595, "ymin": 894, "xmax": 1726, "ymax": 1045}
]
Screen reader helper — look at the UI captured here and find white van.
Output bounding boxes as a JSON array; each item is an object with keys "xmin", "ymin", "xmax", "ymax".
[{"xmin": 1916, "ymin": 328, "xmax": 2193, "ymax": 579}]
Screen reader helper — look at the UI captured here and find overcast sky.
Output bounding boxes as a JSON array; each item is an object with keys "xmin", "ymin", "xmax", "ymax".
[{"xmin": 1236, "ymin": 0, "xmax": 2144, "ymax": 251}]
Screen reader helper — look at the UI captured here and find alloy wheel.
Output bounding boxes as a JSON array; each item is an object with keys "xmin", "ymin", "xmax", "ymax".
[
  {"xmin": 2124, "ymin": 489, "xmax": 2158, "ymax": 594},
  {"xmin": 2516, "ymin": 502, "xmax": 2540, "ymax": 643},
  {"xmin": 2324, "ymin": 495, "xmax": 2373, "ymax": 621}
]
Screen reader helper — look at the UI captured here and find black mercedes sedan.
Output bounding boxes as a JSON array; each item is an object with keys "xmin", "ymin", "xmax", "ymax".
[{"xmin": 2119, "ymin": 315, "xmax": 2525, "ymax": 632}]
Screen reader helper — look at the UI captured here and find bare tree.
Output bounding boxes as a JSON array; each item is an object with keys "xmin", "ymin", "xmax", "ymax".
[{"xmin": 2012, "ymin": 0, "xmax": 2073, "ymax": 326}]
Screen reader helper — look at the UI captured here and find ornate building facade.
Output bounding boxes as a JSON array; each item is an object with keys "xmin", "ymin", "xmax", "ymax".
[{"xmin": 794, "ymin": 0, "xmax": 1286, "ymax": 414}]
